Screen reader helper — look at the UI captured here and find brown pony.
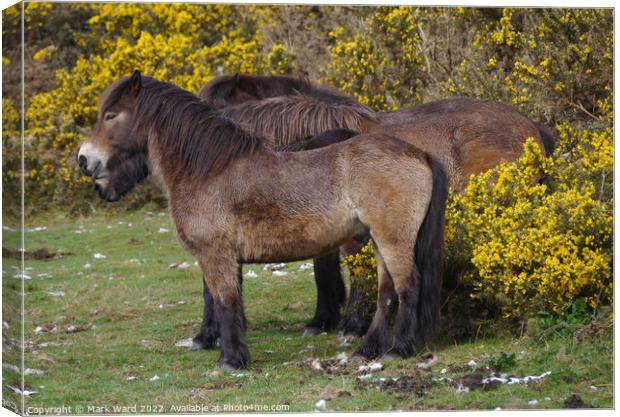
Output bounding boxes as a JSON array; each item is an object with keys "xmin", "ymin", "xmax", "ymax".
[
  {"xmin": 77, "ymin": 71, "xmax": 448, "ymax": 369},
  {"xmin": 196, "ymin": 73, "xmax": 556, "ymax": 338}
]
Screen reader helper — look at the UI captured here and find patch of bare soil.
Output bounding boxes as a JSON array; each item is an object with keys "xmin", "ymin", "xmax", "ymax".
[
  {"xmin": 319, "ymin": 385, "xmax": 352, "ymax": 400},
  {"xmin": 358, "ymin": 374, "xmax": 434, "ymax": 397},
  {"xmin": 300, "ymin": 353, "xmax": 351, "ymax": 376},
  {"xmin": 3, "ymin": 247, "xmax": 71, "ymax": 260},
  {"xmin": 198, "ymin": 381, "xmax": 241, "ymax": 390}
]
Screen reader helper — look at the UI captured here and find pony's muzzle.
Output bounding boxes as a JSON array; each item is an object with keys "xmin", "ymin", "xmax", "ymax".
[{"xmin": 77, "ymin": 142, "xmax": 108, "ymax": 178}]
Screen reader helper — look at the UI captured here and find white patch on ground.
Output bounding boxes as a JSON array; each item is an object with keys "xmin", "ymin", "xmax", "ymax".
[
  {"xmin": 177, "ymin": 261, "xmax": 190, "ymax": 270},
  {"xmin": 3, "ymin": 226, "xmax": 16, "ymax": 232},
  {"xmin": 175, "ymin": 338, "xmax": 194, "ymax": 348},
  {"xmin": 28, "ymin": 226, "xmax": 48, "ymax": 232},
  {"xmin": 482, "ymin": 371, "xmax": 551, "ymax": 386},
  {"xmin": 528, "ymin": 399, "xmax": 539, "ymax": 405},
  {"xmin": 158, "ymin": 227, "xmax": 169, "ymax": 233},
  {"xmin": 35, "ymin": 325, "xmax": 57, "ymax": 335},
  {"xmin": 25, "ymin": 368, "xmax": 45, "ymax": 376},
  {"xmin": 3, "ymin": 363, "xmax": 20, "ymax": 374},
  {"xmin": 83, "ymin": 263, "xmax": 92, "ymax": 269},
  {"xmin": 149, "ymin": 375, "xmax": 160, "ymax": 382},
  {"xmin": 37, "ymin": 273, "xmax": 53, "ymax": 278},
  {"xmin": 263, "ymin": 263, "xmax": 286, "ymax": 271},
  {"xmin": 126, "ymin": 376, "xmax": 138, "ymax": 381},
  {"xmin": 335, "ymin": 352, "xmax": 348, "ymax": 365},
  {"xmin": 129, "ymin": 259, "xmax": 141, "ymax": 264},
  {"xmin": 314, "ymin": 399, "xmax": 327, "ymax": 411},
  {"xmin": 245, "ymin": 270, "xmax": 258, "ymax": 278},
  {"xmin": 45, "ymin": 291, "xmax": 65, "ymax": 297},
  {"xmin": 13, "ymin": 272, "xmax": 31, "ymax": 280},
  {"xmin": 65, "ymin": 323, "xmax": 94, "ymax": 333},
  {"xmin": 8, "ymin": 385, "xmax": 36, "ymax": 396},
  {"xmin": 272, "ymin": 270, "xmax": 288, "ymax": 277},
  {"xmin": 417, "ymin": 353, "xmax": 438, "ymax": 369},
  {"xmin": 93, "ymin": 253, "xmax": 106, "ymax": 259},
  {"xmin": 357, "ymin": 362, "xmax": 384, "ymax": 373},
  {"xmin": 299, "ymin": 262, "xmax": 313, "ymax": 271}
]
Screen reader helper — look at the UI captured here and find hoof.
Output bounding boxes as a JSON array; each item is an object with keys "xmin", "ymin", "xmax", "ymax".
[
  {"xmin": 214, "ymin": 362, "xmax": 238, "ymax": 371},
  {"xmin": 303, "ymin": 326, "xmax": 322, "ymax": 337},
  {"xmin": 350, "ymin": 354, "xmax": 367, "ymax": 364},
  {"xmin": 382, "ymin": 352, "xmax": 403, "ymax": 361},
  {"xmin": 191, "ymin": 335, "xmax": 220, "ymax": 350}
]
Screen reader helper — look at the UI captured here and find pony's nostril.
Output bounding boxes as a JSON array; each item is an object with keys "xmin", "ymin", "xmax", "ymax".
[{"xmin": 78, "ymin": 155, "xmax": 87, "ymax": 169}]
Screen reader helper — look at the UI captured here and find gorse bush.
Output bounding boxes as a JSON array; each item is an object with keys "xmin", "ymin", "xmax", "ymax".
[
  {"xmin": 2, "ymin": 5, "xmax": 613, "ymax": 320},
  {"xmin": 448, "ymin": 135, "xmax": 612, "ymax": 319}
]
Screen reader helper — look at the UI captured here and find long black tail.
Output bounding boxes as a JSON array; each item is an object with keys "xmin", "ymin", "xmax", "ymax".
[
  {"xmin": 414, "ymin": 155, "xmax": 448, "ymax": 343},
  {"xmin": 535, "ymin": 122, "xmax": 557, "ymax": 156}
]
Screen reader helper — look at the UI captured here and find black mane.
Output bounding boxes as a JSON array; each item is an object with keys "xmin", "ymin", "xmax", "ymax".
[
  {"xmin": 200, "ymin": 74, "xmax": 365, "ymax": 108},
  {"xmin": 113, "ymin": 76, "xmax": 263, "ymax": 178}
]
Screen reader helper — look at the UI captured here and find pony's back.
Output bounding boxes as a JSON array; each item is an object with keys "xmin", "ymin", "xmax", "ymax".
[{"xmin": 199, "ymin": 74, "xmax": 365, "ymax": 108}]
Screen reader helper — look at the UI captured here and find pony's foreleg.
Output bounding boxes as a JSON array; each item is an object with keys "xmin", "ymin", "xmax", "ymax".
[
  {"xmin": 193, "ymin": 265, "xmax": 246, "ymax": 350},
  {"xmin": 198, "ymin": 254, "xmax": 249, "ymax": 370},
  {"xmin": 303, "ymin": 252, "xmax": 345, "ymax": 336},
  {"xmin": 353, "ymin": 246, "xmax": 397, "ymax": 360},
  {"xmin": 191, "ymin": 278, "xmax": 220, "ymax": 350}
]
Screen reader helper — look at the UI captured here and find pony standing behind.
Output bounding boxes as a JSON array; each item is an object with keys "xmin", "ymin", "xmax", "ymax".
[
  {"xmin": 78, "ymin": 71, "xmax": 447, "ymax": 369},
  {"xmin": 197, "ymin": 73, "xmax": 556, "ymax": 338}
]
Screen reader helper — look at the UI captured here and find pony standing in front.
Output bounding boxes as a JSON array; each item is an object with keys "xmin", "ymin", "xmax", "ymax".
[{"xmin": 77, "ymin": 71, "xmax": 447, "ymax": 369}]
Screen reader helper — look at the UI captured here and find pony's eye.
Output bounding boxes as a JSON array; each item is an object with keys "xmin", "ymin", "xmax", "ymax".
[{"xmin": 104, "ymin": 112, "xmax": 117, "ymax": 121}]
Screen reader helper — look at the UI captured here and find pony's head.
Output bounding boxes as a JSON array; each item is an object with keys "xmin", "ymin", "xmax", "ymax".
[
  {"xmin": 197, "ymin": 74, "xmax": 261, "ymax": 108},
  {"xmin": 77, "ymin": 70, "xmax": 149, "ymax": 202}
]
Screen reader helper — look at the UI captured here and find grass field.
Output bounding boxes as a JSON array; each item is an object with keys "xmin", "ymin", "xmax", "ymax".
[{"xmin": 2, "ymin": 206, "xmax": 613, "ymax": 413}]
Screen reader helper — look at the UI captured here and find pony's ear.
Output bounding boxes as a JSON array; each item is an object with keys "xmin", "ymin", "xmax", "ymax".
[{"xmin": 128, "ymin": 70, "xmax": 142, "ymax": 96}]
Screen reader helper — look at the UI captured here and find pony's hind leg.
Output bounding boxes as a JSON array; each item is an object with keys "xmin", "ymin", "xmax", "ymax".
[
  {"xmin": 198, "ymin": 253, "xmax": 249, "ymax": 369},
  {"xmin": 304, "ymin": 252, "xmax": 346, "ymax": 336},
  {"xmin": 373, "ymin": 241, "xmax": 420, "ymax": 359},
  {"xmin": 353, "ymin": 245, "xmax": 398, "ymax": 360}
]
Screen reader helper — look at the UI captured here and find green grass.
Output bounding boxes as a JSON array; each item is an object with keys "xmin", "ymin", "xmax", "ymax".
[{"xmin": 2, "ymin": 207, "xmax": 613, "ymax": 413}]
